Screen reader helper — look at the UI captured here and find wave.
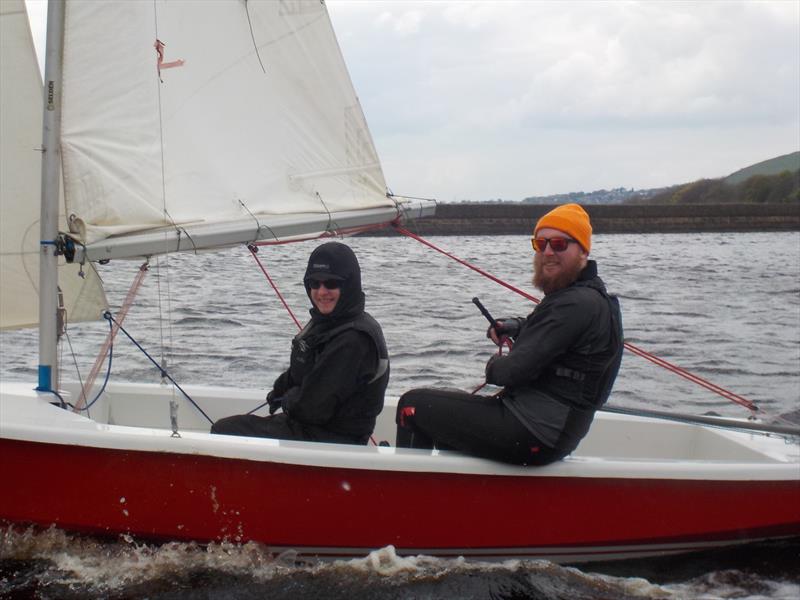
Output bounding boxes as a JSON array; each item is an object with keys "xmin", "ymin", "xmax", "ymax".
[{"xmin": 2, "ymin": 527, "xmax": 798, "ymax": 600}]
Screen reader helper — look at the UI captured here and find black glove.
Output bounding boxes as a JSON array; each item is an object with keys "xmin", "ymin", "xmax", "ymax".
[
  {"xmin": 486, "ymin": 317, "xmax": 522, "ymax": 341},
  {"xmin": 266, "ymin": 390, "xmax": 283, "ymax": 415},
  {"xmin": 271, "ymin": 371, "xmax": 292, "ymax": 398}
]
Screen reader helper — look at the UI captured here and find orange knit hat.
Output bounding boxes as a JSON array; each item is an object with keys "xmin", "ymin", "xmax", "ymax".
[{"xmin": 533, "ymin": 203, "xmax": 592, "ymax": 252}]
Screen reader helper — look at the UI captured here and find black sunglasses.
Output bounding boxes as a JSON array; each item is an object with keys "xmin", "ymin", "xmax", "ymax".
[
  {"xmin": 308, "ymin": 279, "xmax": 341, "ymax": 290},
  {"xmin": 531, "ymin": 237, "xmax": 576, "ymax": 253}
]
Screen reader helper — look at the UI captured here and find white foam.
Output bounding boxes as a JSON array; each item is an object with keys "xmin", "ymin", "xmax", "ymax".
[{"xmin": 3, "ymin": 526, "xmax": 797, "ymax": 599}]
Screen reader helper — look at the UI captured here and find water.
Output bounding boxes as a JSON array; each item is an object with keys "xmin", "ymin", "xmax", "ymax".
[{"xmin": 2, "ymin": 232, "xmax": 799, "ymax": 598}]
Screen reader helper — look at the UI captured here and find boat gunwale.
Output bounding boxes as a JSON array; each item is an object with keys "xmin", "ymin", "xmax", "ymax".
[{"xmin": 2, "ymin": 382, "xmax": 798, "ymax": 481}]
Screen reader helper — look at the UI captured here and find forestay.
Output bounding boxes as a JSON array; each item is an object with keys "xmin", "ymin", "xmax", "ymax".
[
  {"xmin": 0, "ymin": 0, "xmax": 105, "ymax": 330},
  {"xmin": 60, "ymin": 0, "xmax": 400, "ymax": 258}
]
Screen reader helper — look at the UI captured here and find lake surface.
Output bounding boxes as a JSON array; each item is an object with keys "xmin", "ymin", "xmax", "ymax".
[{"xmin": 1, "ymin": 231, "xmax": 799, "ymax": 599}]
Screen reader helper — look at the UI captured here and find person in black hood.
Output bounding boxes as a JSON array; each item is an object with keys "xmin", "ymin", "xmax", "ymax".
[
  {"xmin": 211, "ymin": 242, "xmax": 389, "ymax": 445},
  {"xmin": 395, "ymin": 204, "xmax": 623, "ymax": 465}
]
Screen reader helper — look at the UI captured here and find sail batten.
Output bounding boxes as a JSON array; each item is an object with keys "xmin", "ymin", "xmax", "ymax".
[{"xmin": 60, "ymin": 0, "xmax": 399, "ymax": 250}]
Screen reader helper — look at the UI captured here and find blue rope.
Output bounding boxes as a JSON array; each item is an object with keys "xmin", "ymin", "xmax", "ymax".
[
  {"xmin": 103, "ymin": 311, "xmax": 213, "ymax": 424},
  {"xmin": 43, "ymin": 388, "xmax": 68, "ymax": 408},
  {"xmin": 77, "ymin": 313, "xmax": 114, "ymax": 413},
  {"xmin": 42, "ymin": 316, "xmax": 110, "ymax": 412}
]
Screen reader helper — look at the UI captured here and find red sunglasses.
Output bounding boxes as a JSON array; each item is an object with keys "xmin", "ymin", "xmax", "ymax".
[{"xmin": 531, "ymin": 237, "xmax": 576, "ymax": 253}]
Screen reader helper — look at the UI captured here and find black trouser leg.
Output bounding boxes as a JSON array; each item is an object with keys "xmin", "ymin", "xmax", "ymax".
[
  {"xmin": 396, "ymin": 393, "xmax": 434, "ymax": 449},
  {"xmin": 211, "ymin": 413, "xmax": 304, "ymax": 440},
  {"xmin": 395, "ymin": 387, "xmax": 561, "ymax": 465}
]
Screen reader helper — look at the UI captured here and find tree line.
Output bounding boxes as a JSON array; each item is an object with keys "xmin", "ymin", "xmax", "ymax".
[{"xmin": 626, "ymin": 169, "xmax": 799, "ymax": 205}]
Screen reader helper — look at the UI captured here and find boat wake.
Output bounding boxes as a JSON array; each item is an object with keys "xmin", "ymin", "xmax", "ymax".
[{"xmin": 2, "ymin": 526, "xmax": 798, "ymax": 599}]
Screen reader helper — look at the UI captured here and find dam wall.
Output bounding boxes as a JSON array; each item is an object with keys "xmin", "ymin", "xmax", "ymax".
[{"xmin": 382, "ymin": 203, "xmax": 800, "ymax": 235}]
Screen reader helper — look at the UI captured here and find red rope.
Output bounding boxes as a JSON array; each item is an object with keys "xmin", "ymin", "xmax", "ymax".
[
  {"xmin": 395, "ymin": 226, "xmax": 542, "ymax": 305},
  {"xmin": 246, "ymin": 221, "xmax": 394, "ymax": 328},
  {"xmin": 471, "ymin": 337, "xmax": 513, "ymax": 394},
  {"xmin": 75, "ymin": 261, "xmax": 150, "ymax": 412},
  {"xmin": 394, "ymin": 225, "xmax": 758, "ymax": 412},
  {"xmin": 247, "ymin": 244, "xmax": 302, "ymax": 331},
  {"xmin": 622, "ymin": 343, "xmax": 757, "ymax": 411}
]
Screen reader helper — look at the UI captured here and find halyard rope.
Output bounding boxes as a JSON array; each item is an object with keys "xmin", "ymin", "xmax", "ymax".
[{"xmin": 247, "ymin": 244, "xmax": 303, "ymax": 331}]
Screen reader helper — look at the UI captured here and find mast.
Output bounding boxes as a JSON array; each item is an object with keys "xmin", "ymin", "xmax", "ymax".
[{"xmin": 37, "ymin": 0, "xmax": 65, "ymax": 392}]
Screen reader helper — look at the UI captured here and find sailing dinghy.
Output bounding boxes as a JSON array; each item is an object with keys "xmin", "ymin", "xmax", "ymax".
[{"xmin": 1, "ymin": 0, "xmax": 798, "ymax": 563}]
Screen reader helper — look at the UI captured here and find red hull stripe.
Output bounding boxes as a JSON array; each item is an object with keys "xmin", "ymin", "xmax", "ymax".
[{"xmin": 2, "ymin": 438, "xmax": 799, "ymax": 556}]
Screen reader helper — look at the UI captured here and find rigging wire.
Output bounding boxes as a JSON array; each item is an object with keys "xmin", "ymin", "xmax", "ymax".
[
  {"xmin": 393, "ymin": 224, "xmax": 759, "ymax": 413},
  {"xmin": 153, "ymin": 2, "xmax": 181, "ymax": 422},
  {"xmin": 154, "ymin": 255, "xmax": 168, "ymax": 372},
  {"xmin": 63, "ymin": 328, "xmax": 88, "ymax": 410},
  {"xmin": 52, "ymin": 315, "xmax": 114, "ymax": 414},
  {"xmin": 103, "ymin": 311, "xmax": 213, "ymax": 424}
]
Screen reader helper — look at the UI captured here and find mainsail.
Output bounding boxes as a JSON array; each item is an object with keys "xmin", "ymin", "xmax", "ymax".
[
  {"xmin": 58, "ymin": 0, "xmax": 419, "ymax": 262},
  {"xmin": 0, "ymin": 0, "xmax": 106, "ymax": 330}
]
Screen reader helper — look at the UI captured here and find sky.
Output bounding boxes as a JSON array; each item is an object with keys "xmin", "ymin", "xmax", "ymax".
[
  {"xmin": 327, "ymin": 0, "xmax": 800, "ymax": 202},
  {"xmin": 25, "ymin": 0, "xmax": 800, "ymax": 203}
]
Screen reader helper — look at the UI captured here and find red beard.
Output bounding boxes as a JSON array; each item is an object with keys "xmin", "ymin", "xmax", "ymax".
[{"xmin": 533, "ymin": 253, "xmax": 585, "ymax": 295}]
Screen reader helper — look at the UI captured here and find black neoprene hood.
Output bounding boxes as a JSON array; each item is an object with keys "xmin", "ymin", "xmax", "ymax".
[
  {"xmin": 304, "ymin": 242, "xmax": 361, "ymax": 285},
  {"xmin": 303, "ymin": 242, "xmax": 365, "ymax": 321}
]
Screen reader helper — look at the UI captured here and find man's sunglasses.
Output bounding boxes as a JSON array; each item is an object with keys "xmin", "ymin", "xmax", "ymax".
[
  {"xmin": 531, "ymin": 237, "xmax": 577, "ymax": 253},
  {"xmin": 308, "ymin": 279, "xmax": 341, "ymax": 290}
]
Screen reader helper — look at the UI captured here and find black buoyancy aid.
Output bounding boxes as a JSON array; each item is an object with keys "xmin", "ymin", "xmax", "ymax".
[
  {"xmin": 290, "ymin": 312, "xmax": 389, "ymax": 390},
  {"xmin": 543, "ymin": 287, "xmax": 623, "ymax": 410},
  {"xmin": 594, "ymin": 294, "xmax": 624, "ymax": 407}
]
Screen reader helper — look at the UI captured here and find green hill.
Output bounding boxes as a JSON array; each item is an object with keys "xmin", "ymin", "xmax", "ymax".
[
  {"xmin": 725, "ymin": 151, "xmax": 800, "ymax": 185},
  {"xmin": 624, "ymin": 150, "xmax": 800, "ymax": 205}
]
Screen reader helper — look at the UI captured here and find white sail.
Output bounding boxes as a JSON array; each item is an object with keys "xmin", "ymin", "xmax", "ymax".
[
  {"xmin": 0, "ymin": 0, "xmax": 106, "ymax": 330},
  {"xmin": 59, "ymin": 0, "xmax": 412, "ymax": 258}
]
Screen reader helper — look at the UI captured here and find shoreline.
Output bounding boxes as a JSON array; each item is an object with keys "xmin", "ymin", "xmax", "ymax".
[{"xmin": 373, "ymin": 203, "xmax": 800, "ymax": 235}]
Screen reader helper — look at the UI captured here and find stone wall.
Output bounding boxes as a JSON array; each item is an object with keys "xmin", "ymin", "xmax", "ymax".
[{"xmin": 378, "ymin": 203, "xmax": 800, "ymax": 235}]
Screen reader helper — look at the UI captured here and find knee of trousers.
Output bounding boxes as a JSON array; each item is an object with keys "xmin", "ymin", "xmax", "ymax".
[
  {"xmin": 210, "ymin": 415, "xmax": 242, "ymax": 434},
  {"xmin": 396, "ymin": 390, "xmax": 422, "ymax": 426}
]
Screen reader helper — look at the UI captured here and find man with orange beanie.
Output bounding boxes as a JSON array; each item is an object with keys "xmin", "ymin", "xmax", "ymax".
[{"xmin": 395, "ymin": 203, "xmax": 623, "ymax": 465}]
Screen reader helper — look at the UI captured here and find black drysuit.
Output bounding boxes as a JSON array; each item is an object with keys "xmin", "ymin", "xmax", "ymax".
[
  {"xmin": 396, "ymin": 260, "xmax": 623, "ymax": 465},
  {"xmin": 211, "ymin": 243, "xmax": 389, "ymax": 444}
]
